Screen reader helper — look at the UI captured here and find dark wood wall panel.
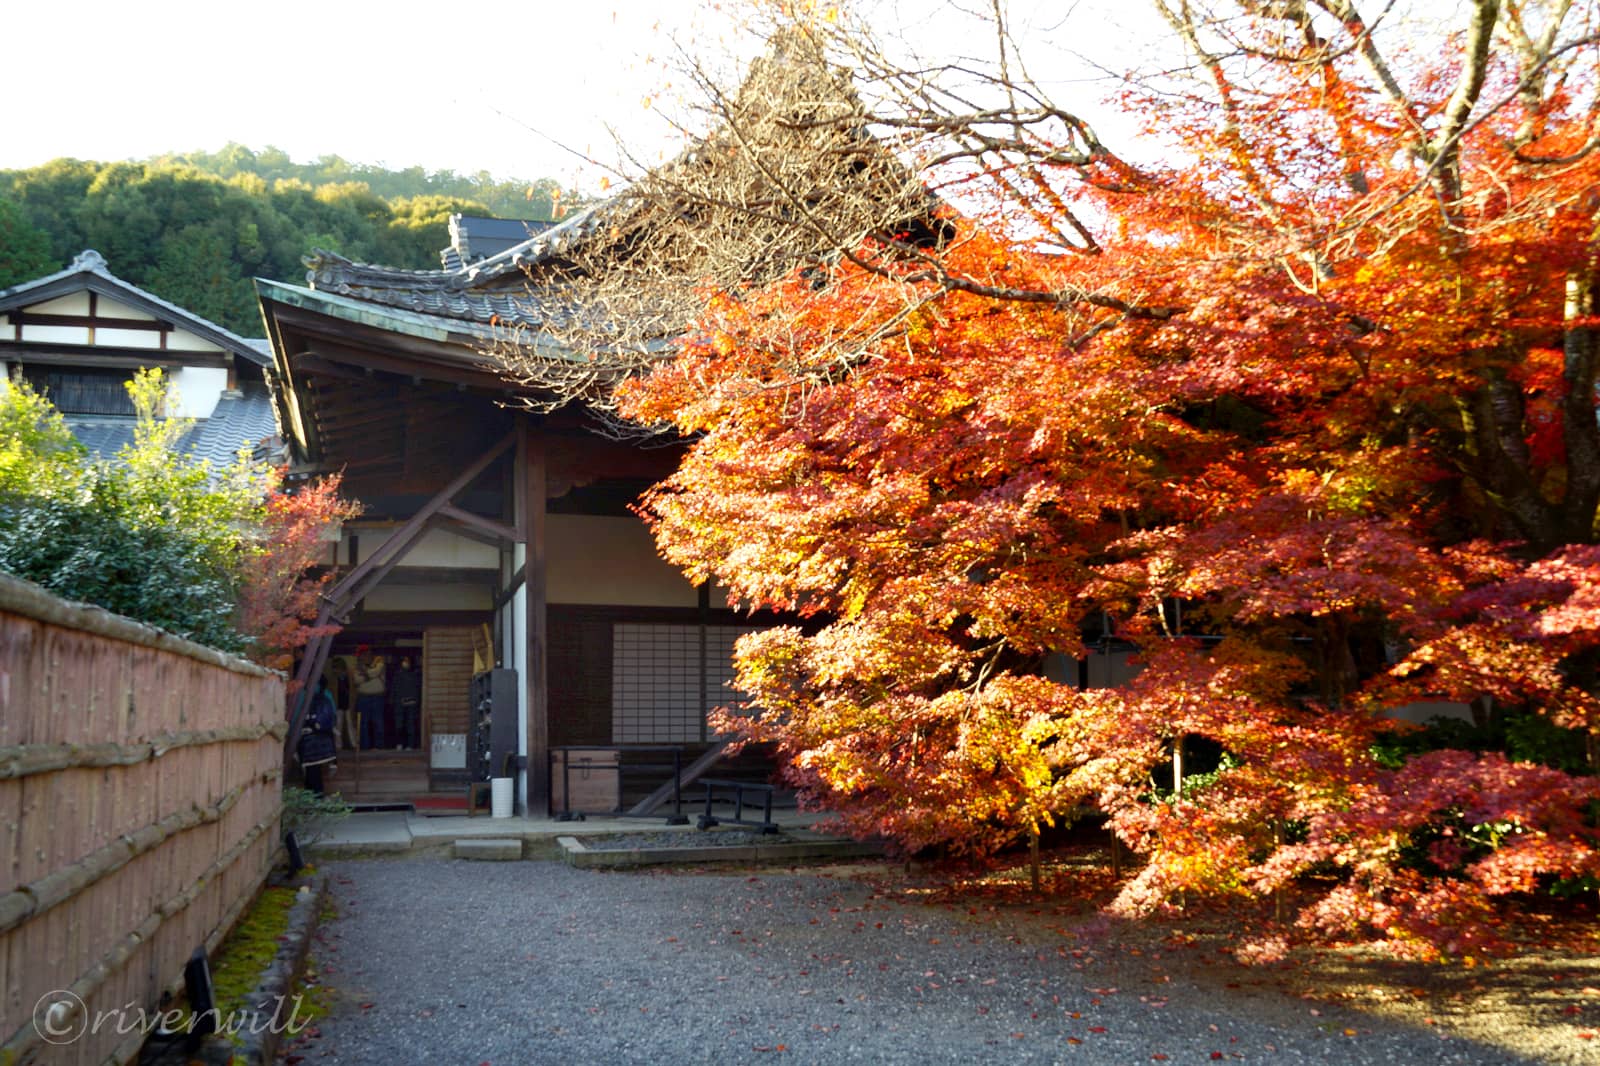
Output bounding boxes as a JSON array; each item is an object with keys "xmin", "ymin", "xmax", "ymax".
[{"xmin": 549, "ymin": 608, "xmax": 613, "ymax": 746}]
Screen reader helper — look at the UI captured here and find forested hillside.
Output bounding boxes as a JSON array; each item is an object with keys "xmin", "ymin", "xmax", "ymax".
[{"xmin": 0, "ymin": 145, "xmax": 568, "ymax": 335}]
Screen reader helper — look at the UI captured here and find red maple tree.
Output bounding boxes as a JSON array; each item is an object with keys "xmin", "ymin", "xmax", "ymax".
[
  {"xmin": 235, "ymin": 470, "xmax": 361, "ymax": 681},
  {"xmin": 610, "ymin": 1, "xmax": 1600, "ymax": 954}
]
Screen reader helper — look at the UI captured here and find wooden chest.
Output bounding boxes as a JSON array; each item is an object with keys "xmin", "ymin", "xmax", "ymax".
[{"xmin": 550, "ymin": 748, "xmax": 621, "ymax": 814}]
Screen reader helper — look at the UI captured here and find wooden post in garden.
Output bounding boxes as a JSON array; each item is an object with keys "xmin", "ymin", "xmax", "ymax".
[{"xmin": 1029, "ymin": 824, "xmax": 1041, "ymax": 893}]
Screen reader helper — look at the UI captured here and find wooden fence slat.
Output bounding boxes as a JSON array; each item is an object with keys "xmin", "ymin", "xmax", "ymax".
[{"xmin": 0, "ymin": 574, "xmax": 284, "ymax": 1064}]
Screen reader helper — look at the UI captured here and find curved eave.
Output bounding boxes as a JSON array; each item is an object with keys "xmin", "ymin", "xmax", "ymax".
[
  {"xmin": 257, "ymin": 278, "xmax": 510, "ymax": 348},
  {"xmin": 254, "ymin": 278, "xmax": 578, "ymax": 467}
]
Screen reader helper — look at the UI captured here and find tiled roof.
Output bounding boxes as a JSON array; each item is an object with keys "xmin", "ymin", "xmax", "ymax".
[
  {"xmin": 304, "ymin": 204, "xmax": 609, "ymax": 328},
  {"xmin": 64, "ymin": 381, "xmax": 277, "ymax": 474},
  {"xmin": 63, "ymin": 417, "xmax": 145, "ymax": 460},
  {"xmin": 444, "ymin": 214, "xmax": 555, "ymax": 267},
  {"xmin": 0, "ymin": 250, "xmax": 271, "ymax": 366},
  {"xmin": 186, "ymin": 382, "xmax": 278, "ymax": 469}
]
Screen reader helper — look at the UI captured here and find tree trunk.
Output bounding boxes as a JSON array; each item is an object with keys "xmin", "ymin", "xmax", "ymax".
[{"xmin": 1029, "ymin": 825, "xmax": 1041, "ymax": 893}]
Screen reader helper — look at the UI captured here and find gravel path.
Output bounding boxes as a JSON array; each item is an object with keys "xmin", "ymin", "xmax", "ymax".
[{"xmin": 291, "ymin": 859, "xmax": 1581, "ymax": 1065}]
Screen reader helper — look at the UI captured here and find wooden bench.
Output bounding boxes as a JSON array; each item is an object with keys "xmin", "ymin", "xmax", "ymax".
[{"xmin": 695, "ymin": 778, "xmax": 778, "ymax": 833}]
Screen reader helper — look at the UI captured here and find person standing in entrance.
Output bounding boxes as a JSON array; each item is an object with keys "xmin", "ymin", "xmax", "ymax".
[
  {"xmin": 393, "ymin": 656, "xmax": 422, "ymax": 750},
  {"xmin": 298, "ymin": 677, "xmax": 338, "ymax": 795},
  {"xmin": 356, "ymin": 649, "xmax": 387, "ymax": 750}
]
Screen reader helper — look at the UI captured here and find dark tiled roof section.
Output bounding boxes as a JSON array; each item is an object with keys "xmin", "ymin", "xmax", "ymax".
[
  {"xmin": 306, "ymin": 204, "xmax": 610, "ymax": 327},
  {"xmin": 448, "ymin": 215, "xmax": 555, "ymax": 265},
  {"xmin": 299, "ymin": 277, "xmax": 556, "ymax": 327},
  {"xmin": 187, "ymin": 382, "xmax": 278, "ymax": 469},
  {"xmin": 63, "ymin": 382, "xmax": 275, "ymax": 473},
  {"xmin": 64, "ymin": 417, "xmax": 144, "ymax": 459}
]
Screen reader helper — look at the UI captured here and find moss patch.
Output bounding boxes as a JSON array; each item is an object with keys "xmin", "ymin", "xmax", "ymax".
[{"xmin": 170, "ymin": 883, "xmax": 321, "ymax": 1042}]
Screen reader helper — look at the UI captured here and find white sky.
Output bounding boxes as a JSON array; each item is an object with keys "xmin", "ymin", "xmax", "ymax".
[
  {"xmin": 0, "ymin": 0, "xmax": 1172, "ymax": 191},
  {"xmin": 0, "ymin": 1, "xmax": 741, "ymax": 189},
  {"xmin": 0, "ymin": 0, "xmax": 1468, "ymax": 191}
]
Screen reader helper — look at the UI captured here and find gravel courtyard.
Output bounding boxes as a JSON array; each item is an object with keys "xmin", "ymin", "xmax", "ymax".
[{"xmin": 288, "ymin": 858, "xmax": 1595, "ymax": 1065}]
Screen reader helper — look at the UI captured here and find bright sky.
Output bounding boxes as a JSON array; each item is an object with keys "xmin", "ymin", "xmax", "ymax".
[
  {"xmin": 0, "ymin": 1, "xmax": 741, "ymax": 189},
  {"xmin": 0, "ymin": 0, "xmax": 1466, "ymax": 190},
  {"xmin": 0, "ymin": 0, "xmax": 1178, "ymax": 191}
]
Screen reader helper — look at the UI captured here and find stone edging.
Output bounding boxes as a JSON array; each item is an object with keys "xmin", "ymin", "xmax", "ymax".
[
  {"xmin": 556, "ymin": 834, "xmax": 882, "ymax": 868},
  {"xmin": 197, "ymin": 872, "xmax": 329, "ymax": 1066}
]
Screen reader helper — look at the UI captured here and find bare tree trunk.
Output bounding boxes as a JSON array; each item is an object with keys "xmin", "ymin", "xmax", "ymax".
[{"xmin": 1029, "ymin": 824, "xmax": 1041, "ymax": 893}]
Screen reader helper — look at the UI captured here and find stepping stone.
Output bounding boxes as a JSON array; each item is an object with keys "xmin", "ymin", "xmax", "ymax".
[{"xmin": 454, "ymin": 838, "xmax": 522, "ymax": 861}]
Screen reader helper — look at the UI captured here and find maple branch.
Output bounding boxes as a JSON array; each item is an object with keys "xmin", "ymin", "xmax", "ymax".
[
  {"xmin": 896, "ymin": 261, "xmax": 1182, "ymax": 320},
  {"xmin": 1426, "ymin": 0, "xmax": 1501, "ymax": 206},
  {"xmin": 1558, "ymin": 254, "xmax": 1600, "ymax": 543},
  {"xmin": 1501, "ymin": 0, "xmax": 1577, "ymax": 144},
  {"xmin": 1457, "ymin": 369, "xmax": 1558, "ymax": 545}
]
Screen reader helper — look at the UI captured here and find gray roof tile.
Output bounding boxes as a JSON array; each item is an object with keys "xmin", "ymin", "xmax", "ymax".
[
  {"xmin": 304, "ymin": 204, "xmax": 609, "ymax": 329},
  {"xmin": 64, "ymin": 417, "xmax": 143, "ymax": 460},
  {"xmin": 0, "ymin": 250, "xmax": 271, "ymax": 366},
  {"xmin": 186, "ymin": 382, "xmax": 278, "ymax": 469},
  {"xmin": 65, "ymin": 382, "xmax": 277, "ymax": 476}
]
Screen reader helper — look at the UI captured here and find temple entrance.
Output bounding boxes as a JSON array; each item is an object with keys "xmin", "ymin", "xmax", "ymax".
[{"xmin": 316, "ymin": 626, "xmax": 487, "ymax": 810}]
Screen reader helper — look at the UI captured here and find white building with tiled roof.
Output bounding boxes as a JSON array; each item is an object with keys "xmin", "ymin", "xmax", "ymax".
[{"xmin": 0, "ymin": 249, "xmax": 278, "ymax": 465}]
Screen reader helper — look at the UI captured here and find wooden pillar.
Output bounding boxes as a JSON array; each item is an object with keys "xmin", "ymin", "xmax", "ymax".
[
  {"xmin": 519, "ymin": 418, "xmax": 550, "ymax": 815},
  {"xmin": 698, "ymin": 584, "xmax": 710, "ymax": 743}
]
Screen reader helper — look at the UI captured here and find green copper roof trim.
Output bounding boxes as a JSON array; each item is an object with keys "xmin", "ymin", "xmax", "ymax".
[
  {"xmin": 255, "ymin": 278, "xmax": 593, "ymax": 365},
  {"xmin": 255, "ymin": 278, "xmax": 503, "ymax": 344}
]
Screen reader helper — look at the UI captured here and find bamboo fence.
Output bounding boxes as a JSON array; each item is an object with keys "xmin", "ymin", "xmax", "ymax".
[{"xmin": 0, "ymin": 574, "xmax": 285, "ymax": 1065}]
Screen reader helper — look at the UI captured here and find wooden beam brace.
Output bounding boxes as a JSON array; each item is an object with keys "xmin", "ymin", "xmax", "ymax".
[
  {"xmin": 492, "ymin": 565, "xmax": 526, "ymax": 611},
  {"xmin": 336, "ymin": 524, "xmax": 437, "ymax": 612},
  {"xmin": 439, "ymin": 503, "xmax": 522, "ymax": 545},
  {"xmin": 628, "ymin": 741, "xmax": 732, "ymax": 816},
  {"xmin": 320, "ymin": 430, "xmax": 516, "ymax": 606},
  {"xmin": 285, "ymin": 622, "xmax": 336, "ymax": 759},
  {"xmin": 434, "ymin": 520, "xmax": 504, "ymax": 551}
]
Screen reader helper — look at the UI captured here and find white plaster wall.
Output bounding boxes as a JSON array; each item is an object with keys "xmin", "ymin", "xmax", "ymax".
[
  {"xmin": 1087, "ymin": 650, "xmax": 1143, "ymax": 689},
  {"xmin": 1042, "ymin": 652, "xmax": 1076, "ymax": 686},
  {"xmin": 361, "ymin": 583, "xmax": 493, "ymax": 611},
  {"xmin": 96, "ymin": 297, "xmax": 154, "ymax": 320},
  {"xmin": 166, "ymin": 328, "xmax": 224, "ymax": 353},
  {"xmin": 1386, "ymin": 700, "xmax": 1475, "ymax": 725},
  {"xmin": 171, "ymin": 366, "xmax": 228, "ymax": 419},
  {"xmin": 546, "ymin": 514, "xmax": 697, "ymax": 607},
  {"xmin": 96, "ymin": 328, "xmax": 161, "ymax": 349},
  {"xmin": 710, "ymin": 578, "xmax": 739, "ymax": 609},
  {"xmin": 30, "ymin": 293, "xmax": 91, "ymax": 315},
  {"xmin": 353, "ymin": 526, "xmax": 502, "ymax": 569},
  {"xmin": 21, "ymin": 324, "xmax": 88, "ymax": 344},
  {"xmin": 0, "ymin": 316, "xmax": 13, "ymax": 340}
]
